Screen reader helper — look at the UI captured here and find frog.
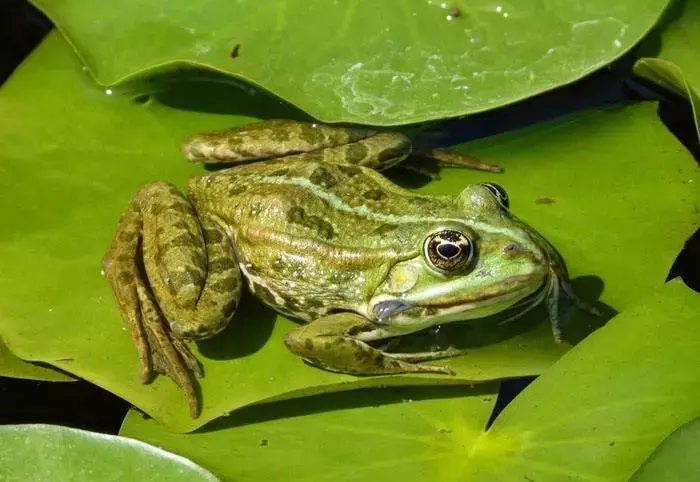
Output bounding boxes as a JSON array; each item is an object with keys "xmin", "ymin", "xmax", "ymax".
[{"xmin": 103, "ymin": 119, "xmax": 595, "ymax": 418}]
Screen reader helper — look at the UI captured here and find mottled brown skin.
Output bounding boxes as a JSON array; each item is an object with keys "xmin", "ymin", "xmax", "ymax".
[{"xmin": 104, "ymin": 120, "xmax": 591, "ymax": 418}]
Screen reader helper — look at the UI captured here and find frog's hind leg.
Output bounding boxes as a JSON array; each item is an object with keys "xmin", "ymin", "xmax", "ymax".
[
  {"xmin": 182, "ymin": 119, "xmax": 414, "ymax": 172},
  {"xmin": 182, "ymin": 119, "xmax": 377, "ymax": 165},
  {"xmin": 103, "ymin": 182, "xmax": 241, "ymax": 418},
  {"xmin": 284, "ymin": 313, "xmax": 456, "ymax": 376}
]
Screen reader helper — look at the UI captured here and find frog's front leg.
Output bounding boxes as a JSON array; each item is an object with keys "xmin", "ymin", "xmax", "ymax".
[
  {"xmin": 284, "ymin": 313, "xmax": 457, "ymax": 375},
  {"xmin": 103, "ymin": 182, "xmax": 241, "ymax": 418}
]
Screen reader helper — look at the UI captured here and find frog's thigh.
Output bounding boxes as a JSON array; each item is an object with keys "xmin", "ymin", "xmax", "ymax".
[
  {"xmin": 310, "ymin": 132, "xmax": 412, "ymax": 171},
  {"xmin": 104, "ymin": 185, "xmax": 206, "ymax": 417},
  {"xmin": 183, "ymin": 119, "xmax": 376, "ymax": 164},
  {"xmin": 105, "ymin": 183, "xmax": 242, "ymax": 416},
  {"xmin": 284, "ymin": 313, "xmax": 453, "ymax": 376},
  {"xmin": 139, "ymin": 183, "xmax": 242, "ymax": 340}
]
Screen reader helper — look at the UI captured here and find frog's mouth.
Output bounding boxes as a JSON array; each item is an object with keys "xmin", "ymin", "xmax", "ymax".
[{"xmin": 369, "ymin": 273, "xmax": 547, "ymax": 332}]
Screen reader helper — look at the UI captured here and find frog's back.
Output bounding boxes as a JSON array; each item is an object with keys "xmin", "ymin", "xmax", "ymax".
[
  {"xmin": 189, "ymin": 160, "xmax": 458, "ymax": 247},
  {"xmin": 187, "ymin": 160, "xmax": 459, "ymax": 319}
]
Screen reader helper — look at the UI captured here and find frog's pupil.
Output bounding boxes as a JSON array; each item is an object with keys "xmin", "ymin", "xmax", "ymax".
[{"xmin": 437, "ymin": 242, "xmax": 461, "ymax": 259}]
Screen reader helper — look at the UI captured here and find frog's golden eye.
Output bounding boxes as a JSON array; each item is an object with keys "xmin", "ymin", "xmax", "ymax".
[
  {"xmin": 423, "ymin": 230, "xmax": 475, "ymax": 275},
  {"xmin": 480, "ymin": 183, "xmax": 509, "ymax": 209}
]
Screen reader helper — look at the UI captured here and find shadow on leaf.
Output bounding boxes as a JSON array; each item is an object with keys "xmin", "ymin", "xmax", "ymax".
[
  {"xmin": 193, "ymin": 383, "xmax": 498, "ymax": 433},
  {"xmin": 197, "ymin": 292, "xmax": 277, "ymax": 360}
]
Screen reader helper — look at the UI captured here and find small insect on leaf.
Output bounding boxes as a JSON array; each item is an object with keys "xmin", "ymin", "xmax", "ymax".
[{"xmin": 230, "ymin": 44, "xmax": 241, "ymax": 59}]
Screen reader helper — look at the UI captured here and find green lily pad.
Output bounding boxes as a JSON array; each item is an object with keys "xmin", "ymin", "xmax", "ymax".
[
  {"xmin": 120, "ymin": 280, "xmax": 700, "ymax": 481},
  {"xmin": 0, "ymin": 424, "xmax": 218, "ymax": 481},
  {"xmin": 631, "ymin": 417, "xmax": 700, "ymax": 481},
  {"xmin": 0, "ymin": 338, "xmax": 73, "ymax": 382},
  {"xmin": 32, "ymin": 0, "xmax": 669, "ymax": 125},
  {"xmin": 121, "ymin": 385, "xmax": 499, "ymax": 481},
  {"xmin": 642, "ymin": 0, "xmax": 700, "ymax": 85},
  {"xmin": 462, "ymin": 279, "xmax": 700, "ymax": 480},
  {"xmin": 634, "ymin": 0, "xmax": 700, "ymax": 139},
  {"xmin": 0, "ymin": 33, "xmax": 697, "ymax": 432}
]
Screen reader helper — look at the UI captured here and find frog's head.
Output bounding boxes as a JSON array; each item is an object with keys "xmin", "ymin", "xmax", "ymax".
[{"xmin": 367, "ymin": 183, "xmax": 571, "ymax": 339}]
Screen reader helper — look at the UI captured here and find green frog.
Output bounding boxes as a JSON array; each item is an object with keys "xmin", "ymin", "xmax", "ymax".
[{"xmin": 103, "ymin": 119, "xmax": 593, "ymax": 418}]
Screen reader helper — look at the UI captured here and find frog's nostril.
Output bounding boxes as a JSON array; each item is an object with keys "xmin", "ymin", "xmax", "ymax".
[{"xmin": 503, "ymin": 243, "xmax": 522, "ymax": 255}]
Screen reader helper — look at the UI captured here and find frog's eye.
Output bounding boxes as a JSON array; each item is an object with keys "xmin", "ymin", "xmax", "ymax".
[
  {"xmin": 480, "ymin": 183, "xmax": 509, "ymax": 209},
  {"xmin": 423, "ymin": 229, "xmax": 475, "ymax": 275}
]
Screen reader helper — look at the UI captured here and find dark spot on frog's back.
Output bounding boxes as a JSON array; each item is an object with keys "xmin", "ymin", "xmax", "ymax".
[
  {"xmin": 338, "ymin": 165, "xmax": 362, "ymax": 177},
  {"xmin": 287, "ymin": 206, "xmax": 336, "ymax": 239},
  {"xmin": 309, "ymin": 166, "xmax": 338, "ymax": 188},
  {"xmin": 287, "ymin": 206, "xmax": 306, "ymax": 224},
  {"xmin": 363, "ymin": 189, "xmax": 386, "ymax": 201},
  {"xmin": 316, "ymin": 220, "xmax": 336, "ymax": 239},
  {"xmin": 228, "ymin": 185, "xmax": 247, "ymax": 196}
]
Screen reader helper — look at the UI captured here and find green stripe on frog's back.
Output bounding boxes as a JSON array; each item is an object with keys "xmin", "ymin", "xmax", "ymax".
[{"xmin": 256, "ymin": 161, "xmax": 457, "ymax": 224}]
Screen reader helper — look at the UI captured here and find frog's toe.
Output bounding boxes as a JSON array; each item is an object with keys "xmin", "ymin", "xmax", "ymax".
[
  {"xmin": 136, "ymin": 285, "xmax": 202, "ymax": 418},
  {"xmin": 172, "ymin": 337, "xmax": 204, "ymax": 378},
  {"xmin": 438, "ymin": 365, "xmax": 456, "ymax": 376}
]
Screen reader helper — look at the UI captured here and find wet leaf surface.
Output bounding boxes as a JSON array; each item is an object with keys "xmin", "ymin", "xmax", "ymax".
[
  {"xmin": 32, "ymin": 0, "xmax": 669, "ymax": 125},
  {"xmin": 0, "ymin": 424, "xmax": 218, "ymax": 481}
]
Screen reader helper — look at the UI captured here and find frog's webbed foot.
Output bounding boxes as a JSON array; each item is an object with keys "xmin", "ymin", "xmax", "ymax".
[
  {"xmin": 137, "ymin": 284, "xmax": 203, "ymax": 411},
  {"xmin": 103, "ymin": 182, "xmax": 241, "ymax": 418},
  {"xmin": 284, "ymin": 313, "xmax": 458, "ymax": 376}
]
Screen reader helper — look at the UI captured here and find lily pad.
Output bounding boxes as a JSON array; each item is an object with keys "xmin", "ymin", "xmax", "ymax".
[
  {"xmin": 462, "ymin": 279, "xmax": 700, "ymax": 481},
  {"xmin": 631, "ymin": 417, "xmax": 700, "ymax": 481},
  {"xmin": 0, "ymin": 424, "xmax": 218, "ymax": 481},
  {"xmin": 32, "ymin": 0, "xmax": 670, "ymax": 125},
  {"xmin": 120, "ymin": 280, "xmax": 700, "ymax": 481},
  {"xmin": 634, "ymin": 0, "xmax": 700, "ymax": 139},
  {"xmin": 641, "ymin": 0, "xmax": 700, "ymax": 86},
  {"xmin": 121, "ymin": 385, "xmax": 499, "ymax": 481},
  {"xmin": 0, "ymin": 338, "xmax": 73, "ymax": 382},
  {"xmin": 0, "ymin": 33, "xmax": 697, "ymax": 432}
]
